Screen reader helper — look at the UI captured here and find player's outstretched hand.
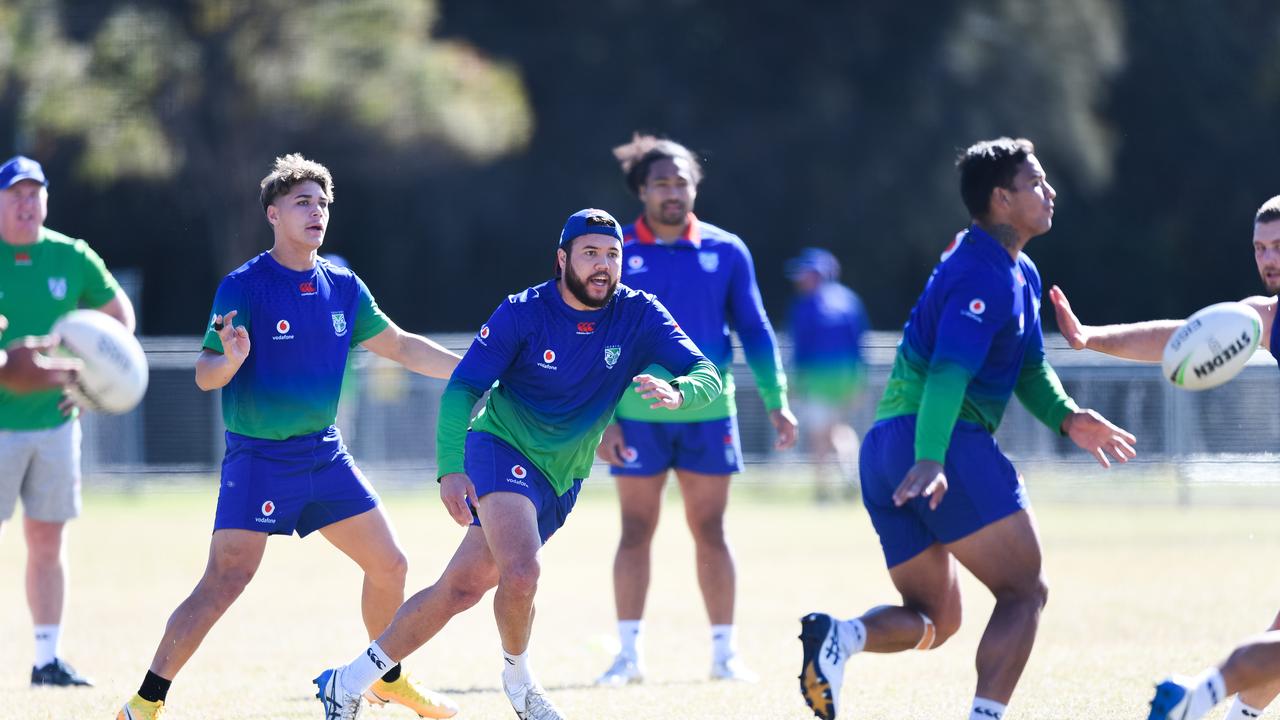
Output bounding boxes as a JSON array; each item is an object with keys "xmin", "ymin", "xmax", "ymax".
[
  {"xmin": 595, "ymin": 422, "xmax": 628, "ymax": 467},
  {"xmin": 769, "ymin": 407, "xmax": 799, "ymax": 450},
  {"xmin": 439, "ymin": 472, "xmax": 478, "ymax": 527},
  {"xmin": 213, "ymin": 310, "xmax": 251, "ymax": 365},
  {"xmin": 0, "ymin": 335, "xmax": 81, "ymax": 394},
  {"xmin": 634, "ymin": 373, "xmax": 683, "ymax": 410},
  {"xmin": 1062, "ymin": 408, "xmax": 1136, "ymax": 468},
  {"xmin": 893, "ymin": 460, "xmax": 948, "ymax": 510},
  {"xmin": 1049, "ymin": 285, "xmax": 1092, "ymax": 351}
]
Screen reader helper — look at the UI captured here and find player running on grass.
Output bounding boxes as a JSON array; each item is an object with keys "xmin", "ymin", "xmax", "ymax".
[
  {"xmin": 313, "ymin": 208, "xmax": 722, "ymax": 720},
  {"xmin": 116, "ymin": 154, "xmax": 461, "ymax": 720},
  {"xmin": 1050, "ymin": 195, "xmax": 1280, "ymax": 720},
  {"xmin": 797, "ymin": 137, "xmax": 1137, "ymax": 720}
]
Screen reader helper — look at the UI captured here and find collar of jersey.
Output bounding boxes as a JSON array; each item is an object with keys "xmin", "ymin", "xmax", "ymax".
[
  {"xmin": 964, "ymin": 224, "xmax": 1017, "ymax": 267},
  {"xmin": 261, "ymin": 250, "xmax": 320, "ymax": 278},
  {"xmin": 631, "ymin": 213, "xmax": 702, "ymax": 247}
]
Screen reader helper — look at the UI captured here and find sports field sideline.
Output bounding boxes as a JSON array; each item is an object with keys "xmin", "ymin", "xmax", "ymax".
[{"xmin": 3, "ymin": 476, "xmax": 1279, "ymax": 719}]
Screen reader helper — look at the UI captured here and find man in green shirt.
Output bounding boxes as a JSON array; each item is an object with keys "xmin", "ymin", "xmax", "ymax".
[{"xmin": 0, "ymin": 155, "xmax": 136, "ymax": 687}]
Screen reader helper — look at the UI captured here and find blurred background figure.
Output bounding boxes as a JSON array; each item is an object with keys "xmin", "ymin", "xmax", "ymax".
[{"xmin": 785, "ymin": 248, "xmax": 868, "ymax": 503}]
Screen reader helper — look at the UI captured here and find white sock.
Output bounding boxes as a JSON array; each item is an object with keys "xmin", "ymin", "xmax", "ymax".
[
  {"xmin": 618, "ymin": 620, "xmax": 643, "ymax": 662},
  {"xmin": 970, "ymin": 696, "xmax": 1007, "ymax": 720},
  {"xmin": 836, "ymin": 618, "xmax": 867, "ymax": 656},
  {"xmin": 1225, "ymin": 696, "xmax": 1264, "ymax": 719},
  {"xmin": 33, "ymin": 624, "xmax": 60, "ymax": 667},
  {"xmin": 502, "ymin": 648, "xmax": 535, "ymax": 687},
  {"xmin": 711, "ymin": 624, "xmax": 737, "ymax": 662},
  {"xmin": 1186, "ymin": 668, "xmax": 1227, "ymax": 718},
  {"xmin": 341, "ymin": 641, "xmax": 393, "ymax": 696}
]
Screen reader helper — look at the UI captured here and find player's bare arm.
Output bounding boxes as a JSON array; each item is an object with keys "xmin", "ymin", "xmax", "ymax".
[
  {"xmin": 0, "ymin": 335, "xmax": 80, "ymax": 393},
  {"xmin": 360, "ymin": 321, "xmax": 461, "ymax": 379},
  {"xmin": 96, "ymin": 290, "xmax": 137, "ymax": 333},
  {"xmin": 195, "ymin": 310, "xmax": 250, "ymax": 391},
  {"xmin": 1061, "ymin": 408, "xmax": 1137, "ymax": 468},
  {"xmin": 769, "ymin": 407, "xmax": 799, "ymax": 450},
  {"xmin": 633, "ymin": 373, "xmax": 683, "ymax": 410},
  {"xmin": 438, "ymin": 472, "xmax": 479, "ymax": 527},
  {"xmin": 1242, "ymin": 295, "xmax": 1277, "ymax": 351},
  {"xmin": 1050, "ymin": 285, "xmax": 1179, "ymax": 361}
]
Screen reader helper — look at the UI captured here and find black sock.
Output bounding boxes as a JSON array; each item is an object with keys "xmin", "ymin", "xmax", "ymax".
[
  {"xmin": 138, "ymin": 670, "xmax": 171, "ymax": 703},
  {"xmin": 380, "ymin": 663, "xmax": 402, "ymax": 684}
]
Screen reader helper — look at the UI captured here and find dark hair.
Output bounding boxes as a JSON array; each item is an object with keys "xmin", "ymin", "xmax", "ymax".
[
  {"xmin": 612, "ymin": 133, "xmax": 704, "ymax": 196},
  {"xmin": 1256, "ymin": 195, "xmax": 1280, "ymax": 225},
  {"xmin": 957, "ymin": 137, "xmax": 1035, "ymax": 221},
  {"xmin": 259, "ymin": 153, "xmax": 334, "ymax": 213}
]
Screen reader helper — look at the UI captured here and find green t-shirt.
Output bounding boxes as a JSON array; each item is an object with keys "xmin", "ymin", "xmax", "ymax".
[{"xmin": 0, "ymin": 227, "xmax": 122, "ymax": 430}]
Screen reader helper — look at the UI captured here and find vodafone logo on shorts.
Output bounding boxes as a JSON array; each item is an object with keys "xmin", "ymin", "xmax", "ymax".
[
  {"xmin": 538, "ymin": 348, "xmax": 558, "ymax": 370},
  {"xmin": 622, "ymin": 446, "xmax": 639, "ymax": 463},
  {"xmin": 273, "ymin": 319, "xmax": 295, "ymax": 340},
  {"xmin": 255, "ymin": 499, "xmax": 278, "ymax": 525},
  {"xmin": 962, "ymin": 298, "xmax": 987, "ymax": 323},
  {"xmin": 512, "ymin": 465, "xmax": 527, "ymax": 479},
  {"xmin": 480, "ymin": 325, "xmax": 490, "ymax": 339}
]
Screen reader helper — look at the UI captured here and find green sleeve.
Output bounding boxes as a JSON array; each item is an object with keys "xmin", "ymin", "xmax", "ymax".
[
  {"xmin": 350, "ymin": 274, "xmax": 391, "ymax": 346},
  {"xmin": 1014, "ymin": 357, "xmax": 1079, "ymax": 434},
  {"xmin": 673, "ymin": 358, "xmax": 723, "ymax": 412},
  {"xmin": 435, "ymin": 380, "xmax": 483, "ymax": 479},
  {"xmin": 914, "ymin": 361, "xmax": 972, "ymax": 463},
  {"xmin": 77, "ymin": 240, "xmax": 121, "ymax": 308}
]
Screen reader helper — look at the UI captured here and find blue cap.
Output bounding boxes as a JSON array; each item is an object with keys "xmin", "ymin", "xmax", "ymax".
[
  {"xmin": 559, "ymin": 208, "xmax": 623, "ymax": 248},
  {"xmin": 0, "ymin": 155, "xmax": 47, "ymax": 189},
  {"xmin": 785, "ymin": 248, "xmax": 840, "ymax": 281}
]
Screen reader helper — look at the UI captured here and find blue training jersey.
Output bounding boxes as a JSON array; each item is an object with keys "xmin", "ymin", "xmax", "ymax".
[
  {"xmin": 616, "ymin": 214, "xmax": 787, "ymax": 421},
  {"xmin": 202, "ymin": 252, "xmax": 389, "ymax": 440},
  {"xmin": 789, "ymin": 282, "xmax": 868, "ymax": 368}
]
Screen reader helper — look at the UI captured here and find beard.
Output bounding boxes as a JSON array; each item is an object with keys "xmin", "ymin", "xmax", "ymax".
[{"xmin": 564, "ymin": 263, "xmax": 617, "ymax": 309}]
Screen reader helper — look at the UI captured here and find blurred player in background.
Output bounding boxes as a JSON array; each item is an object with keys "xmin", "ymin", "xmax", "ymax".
[
  {"xmin": 1050, "ymin": 195, "xmax": 1280, "ymax": 720},
  {"xmin": 593, "ymin": 134, "xmax": 797, "ymax": 686},
  {"xmin": 0, "ymin": 155, "xmax": 135, "ymax": 688},
  {"xmin": 0, "ymin": 315, "xmax": 80, "ymax": 394},
  {"xmin": 785, "ymin": 248, "xmax": 869, "ymax": 503},
  {"xmin": 116, "ymin": 154, "xmax": 461, "ymax": 720},
  {"xmin": 797, "ymin": 138, "xmax": 1136, "ymax": 720},
  {"xmin": 313, "ymin": 209, "xmax": 722, "ymax": 720}
]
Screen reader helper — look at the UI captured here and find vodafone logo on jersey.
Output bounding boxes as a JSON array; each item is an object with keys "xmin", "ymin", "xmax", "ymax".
[
  {"xmin": 273, "ymin": 319, "xmax": 295, "ymax": 340},
  {"xmin": 477, "ymin": 324, "xmax": 491, "ymax": 346},
  {"xmin": 538, "ymin": 348, "xmax": 558, "ymax": 370},
  {"xmin": 962, "ymin": 298, "xmax": 987, "ymax": 323}
]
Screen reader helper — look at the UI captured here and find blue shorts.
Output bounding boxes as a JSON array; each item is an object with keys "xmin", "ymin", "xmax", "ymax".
[
  {"xmin": 860, "ymin": 415, "xmax": 1028, "ymax": 567},
  {"xmin": 609, "ymin": 417, "xmax": 743, "ymax": 476},
  {"xmin": 464, "ymin": 432, "xmax": 581, "ymax": 544},
  {"xmin": 214, "ymin": 426, "xmax": 379, "ymax": 538}
]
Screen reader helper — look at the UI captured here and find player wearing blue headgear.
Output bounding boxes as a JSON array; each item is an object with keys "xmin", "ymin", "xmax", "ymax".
[
  {"xmin": 117, "ymin": 154, "xmax": 462, "ymax": 720},
  {"xmin": 314, "ymin": 208, "xmax": 723, "ymax": 720},
  {"xmin": 797, "ymin": 138, "xmax": 1137, "ymax": 720},
  {"xmin": 593, "ymin": 134, "xmax": 797, "ymax": 687},
  {"xmin": 1050, "ymin": 196, "xmax": 1280, "ymax": 720}
]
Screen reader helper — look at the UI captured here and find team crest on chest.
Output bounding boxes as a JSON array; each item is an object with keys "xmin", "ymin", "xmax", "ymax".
[
  {"xmin": 604, "ymin": 344, "xmax": 621, "ymax": 369},
  {"xmin": 47, "ymin": 277, "xmax": 67, "ymax": 300},
  {"xmin": 698, "ymin": 251, "xmax": 719, "ymax": 273},
  {"xmin": 331, "ymin": 311, "xmax": 348, "ymax": 336}
]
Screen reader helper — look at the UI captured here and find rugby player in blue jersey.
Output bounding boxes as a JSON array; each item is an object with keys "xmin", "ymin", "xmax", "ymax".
[
  {"xmin": 314, "ymin": 209, "xmax": 723, "ymax": 720},
  {"xmin": 1050, "ymin": 195, "xmax": 1280, "ymax": 720},
  {"xmin": 116, "ymin": 154, "xmax": 462, "ymax": 720},
  {"xmin": 594, "ymin": 134, "xmax": 797, "ymax": 686},
  {"xmin": 797, "ymin": 138, "xmax": 1137, "ymax": 720}
]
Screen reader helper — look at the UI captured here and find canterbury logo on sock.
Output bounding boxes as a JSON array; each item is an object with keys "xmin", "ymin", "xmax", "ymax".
[
  {"xmin": 1243, "ymin": 710, "xmax": 1260, "ymax": 718},
  {"xmin": 975, "ymin": 709, "xmax": 1002, "ymax": 719},
  {"xmin": 367, "ymin": 648, "xmax": 386, "ymax": 670},
  {"xmin": 505, "ymin": 657, "xmax": 515, "ymax": 666}
]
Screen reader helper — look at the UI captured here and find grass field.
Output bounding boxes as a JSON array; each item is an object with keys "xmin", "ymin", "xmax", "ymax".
[{"xmin": 4, "ymin": 476, "xmax": 1280, "ymax": 719}]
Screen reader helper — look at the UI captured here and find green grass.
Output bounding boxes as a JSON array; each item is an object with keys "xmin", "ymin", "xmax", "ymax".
[{"xmin": 3, "ymin": 476, "xmax": 1280, "ymax": 719}]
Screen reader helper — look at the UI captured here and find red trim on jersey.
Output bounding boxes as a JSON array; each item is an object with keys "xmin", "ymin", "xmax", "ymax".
[{"xmin": 630, "ymin": 214, "xmax": 702, "ymax": 247}]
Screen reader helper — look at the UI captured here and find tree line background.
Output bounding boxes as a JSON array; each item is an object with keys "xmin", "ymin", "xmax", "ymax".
[{"xmin": 3, "ymin": 0, "xmax": 1279, "ymax": 335}]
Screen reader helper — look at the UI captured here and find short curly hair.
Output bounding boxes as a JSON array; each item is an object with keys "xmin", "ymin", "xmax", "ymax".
[
  {"xmin": 612, "ymin": 133, "xmax": 704, "ymax": 197},
  {"xmin": 1256, "ymin": 195, "xmax": 1280, "ymax": 225},
  {"xmin": 956, "ymin": 137, "xmax": 1035, "ymax": 221},
  {"xmin": 259, "ymin": 153, "xmax": 334, "ymax": 213}
]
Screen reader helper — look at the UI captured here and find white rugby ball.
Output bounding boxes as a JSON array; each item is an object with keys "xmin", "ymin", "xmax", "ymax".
[
  {"xmin": 52, "ymin": 309, "xmax": 148, "ymax": 413},
  {"xmin": 1161, "ymin": 302, "xmax": 1262, "ymax": 391}
]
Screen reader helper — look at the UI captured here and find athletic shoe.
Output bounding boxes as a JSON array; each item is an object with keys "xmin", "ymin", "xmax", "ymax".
[
  {"xmin": 31, "ymin": 658, "xmax": 92, "ymax": 686},
  {"xmin": 594, "ymin": 654, "xmax": 645, "ymax": 686},
  {"xmin": 799, "ymin": 613, "xmax": 847, "ymax": 720},
  {"xmin": 116, "ymin": 694, "xmax": 165, "ymax": 720},
  {"xmin": 314, "ymin": 667, "xmax": 364, "ymax": 720},
  {"xmin": 503, "ymin": 677, "xmax": 565, "ymax": 720},
  {"xmin": 710, "ymin": 654, "xmax": 759, "ymax": 683},
  {"xmin": 365, "ymin": 673, "xmax": 459, "ymax": 718},
  {"xmin": 1148, "ymin": 676, "xmax": 1195, "ymax": 720}
]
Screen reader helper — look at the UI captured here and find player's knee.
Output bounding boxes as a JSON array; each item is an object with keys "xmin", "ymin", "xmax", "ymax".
[
  {"xmin": 687, "ymin": 513, "xmax": 727, "ymax": 548},
  {"xmin": 368, "ymin": 549, "xmax": 409, "ymax": 588},
  {"xmin": 499, "ymin": 558, "xmax": 541, "ymax": 598},
  {"xmin": 201, "ymin": 568, "xmax": 256, "ymax": 609},
  {"xmin": 930, "ymin": 609, "xmax": 962, "ymax": 647},
  {"xmin": 618, "ymin": 513, "xmax": 658, "ymax": 549},
  {"xmin": 996, "ymin": 574, "xmax": 1049, "ymax": 612}
]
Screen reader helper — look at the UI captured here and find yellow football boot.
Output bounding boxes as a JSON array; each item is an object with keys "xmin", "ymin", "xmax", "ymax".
[
  {"xmin": 366, "ymin": 673, "xmax": 458, "ymax": 718},
  {"xmin": 117, "ymin": 694, "xmax": 165, "ymax": 720}
]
